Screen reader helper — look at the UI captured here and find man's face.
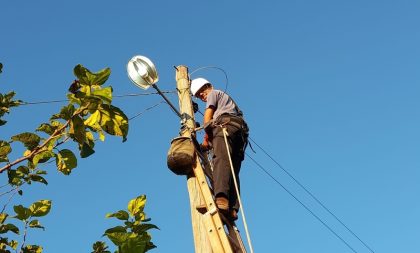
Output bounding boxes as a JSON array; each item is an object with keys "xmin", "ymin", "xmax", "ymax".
[{"xmin": 196, "ymin": 86, "xmax": 211, "ymax": 102}]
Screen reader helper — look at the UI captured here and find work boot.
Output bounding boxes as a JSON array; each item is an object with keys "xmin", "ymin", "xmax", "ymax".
[{"xmin": 215, "ymin": 196, "xmax": 229, "ymax": 211}]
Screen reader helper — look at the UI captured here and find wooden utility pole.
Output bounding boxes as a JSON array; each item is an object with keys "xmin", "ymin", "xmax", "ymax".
[
  {"xmin": 175, "ymin": 65, "xmax": 213, "ymax": 253},
  {"xmin": 175, "ymin": 66, "xmax": 242, "ymax": 253}
]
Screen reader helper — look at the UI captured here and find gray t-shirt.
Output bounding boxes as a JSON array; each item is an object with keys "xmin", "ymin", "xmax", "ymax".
[{"xmin": 206, "ymin": 89, "xmax": 242, "ymax": 120}]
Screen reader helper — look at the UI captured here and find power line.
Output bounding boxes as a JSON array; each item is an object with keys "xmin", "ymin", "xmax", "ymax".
[
  {"xmin": 246, "ymin": 153, "xmax": 359, "ymax": 253},
  {"xmin": 181, "ymin": 68, "xmax": 370, "ymax": 251},
  {"xmin": 128, "ymin": 101, "xmax": 165, "ymax": 121},
  {"xmin": 194, "ymin": 112, "xmax": 363, "ymax": 251},
  {"xmin": 248, "ymin": 137, "xmax": 375, "ymax": 253},
  {"xmin": 20, "ymin": 99, "xmax": 68, "ymax": 105},
  {"xmin": 18, "ymin": 91, "xmax": 176, "ymax": 106}
]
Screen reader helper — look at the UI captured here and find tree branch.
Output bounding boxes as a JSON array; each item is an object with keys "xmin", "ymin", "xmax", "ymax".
[{"xmin": 0, "ymin": 120, "xmax": 70, "ymax": 174}]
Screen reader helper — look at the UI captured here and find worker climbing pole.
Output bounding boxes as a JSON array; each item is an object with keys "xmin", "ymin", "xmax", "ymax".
[
  {"xmin": 190, "ymin": 77, "xmax": 253, "ymax": 253},
  {"xmin": 127, "ymin": 55, "xmax": 251, "ymax": 253}
]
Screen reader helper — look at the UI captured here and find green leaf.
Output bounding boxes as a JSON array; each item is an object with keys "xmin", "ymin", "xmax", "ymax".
[
  {"xmin": 69, "ymin": 115, "xmax": 86, "ymax": 144},
  {"xmin": 92, "ymin": 87, "xmax": 113, "ymax": 104},
  {"xmin": 28, "ymin": 175, "xmax": 48, "ymax": 185},
  {"xmin": 67, "ymin": 93, "xmax": 82, "ymax": 105},
  {"xmin": 0, "ymin": 223, "xmax": 19, "ymax": 234},
  {"xmin": 32, "ymin": 150, "xmax": 54, "ymax": 167},
  {"xmin": 124, "ymin": 221, "xmax": 134, "ymax": 228},
  {"xmin": 0, "ymin": 141, "xmax": 11, "ymax": 162},
  {"xmin": 0, "ymin": 213, "xmax": 8, "ymax": 224},
  {"xmin": 0, "ymin": 237, "xmax": 11, "ymax": 251},
  {"xmin": 104, "ymin": 232, "xmax": 131, "ymax": 247},
  {"xmin": 17, "ymin": 166, "xmax": 30, "ymax": 175},
  {"xmin": 0, "ymin": 91, "xmax": 21, "ymax": 126},
  {"xmin": 92, "ymin": 241, "xmax": 111, "ymax": 253},
  {"xmin": 103, "ymin": 226, "xmax": 127, "ymax": 235},
  {"xmin": 55, "ymin": 149, "xmax": 77, "ymax": 175},
  {"xmin": 98, "ymin": 105, "xmax": 129, "ymax": 142},
  {"xmin": 44, "ymin": 135, "xmax": 61, "ymax": 151},
  {"xmin": 92, "ymin": 68, "xmax": 111, "ymax": 86},
  {"xmin": 51, "ymin": 104, "xmax": 75, "ymax": 120},
  {"xmin": 29, "ymin": 220, "xmax": 45, "ymax": 230},
  {"xmin": 0, "ymin": 238, "xmax": 18, "ymax": 251},
  {"xmin": 74, "ymin": 65, "xmax": 110, "ymax": 86},
  {"xmin": 29, "ymin": 200, "xmax": 51, "ymax": 217},
  {"xmin": 84, "ymin": 110, "xmax": 105, "ymax": 141},
  {"xmin": 13, "ymin": 205, "xmax": 31, "ymax": 221},
  {"xmin": 73, "ymin": 64, "xmax": 91, "ymax": 85},
  {"xmin": 132, "ymin": 223, "xmax": 159, "ymax": 235},
  {"xmin": 21, "ymin": 244, "xmax": 43, "ymax": 253},
  {"xmin": 11, "ymin": 132, "xmax": 41, "ymax": 151},
  {"xmin": 36, "ymin": 170, "xmax": 47, "ymax": 175},
  {"xmin": 84, "ymin": 110, "xmax": 101, "ymax": 128},
  {"xmin": 106, "ymin": 210, "xmax": 129, "ymax": 221},
  {"xmin": 119, "ymin": 235, "xmax": 150, "ymax": 253},
  {"xmin": 127, "ymin": 195, "xmax": 146, "ymax": 219},
  {"xmin": 8, "ymin": 169, "xmax": 23, "ymax": 186},
  {"xmin": 50, "ymin": 120, "xmax": 64, "ymax": 129},
  {"xmin": 36, "ymin": 123, "xmax": 55, "ymax": 135},
  {"xmin": 79, "ymin": 142, "xmax": 95, "ymax": 158}
]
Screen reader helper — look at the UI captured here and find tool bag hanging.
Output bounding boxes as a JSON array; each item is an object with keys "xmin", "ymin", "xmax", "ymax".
[{"xmin": 167, "ymin": 136, "xmax": 195, "ymax": 175}]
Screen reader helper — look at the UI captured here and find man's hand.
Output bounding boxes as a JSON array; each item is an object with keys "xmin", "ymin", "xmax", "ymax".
[{"xmin": 201, "ymin": 133, "xmax": 212, "ymax": 151}]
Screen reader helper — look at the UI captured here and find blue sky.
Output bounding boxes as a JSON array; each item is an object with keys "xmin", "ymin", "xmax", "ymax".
[{"xmin": 1, "ymin": 0, "xmax": 419, "ymax": 252}]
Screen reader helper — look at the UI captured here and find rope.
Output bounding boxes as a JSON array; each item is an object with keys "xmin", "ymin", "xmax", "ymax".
[{"xmin": 222, "ymin": 127, "xmax": 254, "ymax": 253}]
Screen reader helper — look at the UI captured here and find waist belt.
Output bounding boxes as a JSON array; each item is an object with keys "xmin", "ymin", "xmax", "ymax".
[{"xmin": 214, "ymin": 114, "xmax": 247, "ymax": 130}]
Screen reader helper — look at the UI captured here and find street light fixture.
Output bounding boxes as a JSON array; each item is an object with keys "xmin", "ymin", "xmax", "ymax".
[{"xmin": 127, "ymin": 55, "xmax": 181, "ymax": 118}]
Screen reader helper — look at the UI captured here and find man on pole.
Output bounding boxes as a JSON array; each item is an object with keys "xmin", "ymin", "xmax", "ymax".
[{"xmin": 191, "ymin": 77, "xmax": 249, "ymax": 221}]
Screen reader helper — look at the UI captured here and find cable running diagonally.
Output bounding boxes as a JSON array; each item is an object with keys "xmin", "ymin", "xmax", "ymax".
[
  {"xmin": 18, "ymin": 91, "xmax": 176, "ymax": 106},
  {"xmin": 249, "ymin": 137, "xmax": 375, "ymax": 253},
  {"xmin": 129, "ymin": 101, "xmax": 165, "ymax": 121},
  {"xmin": 246, "ymin": 153, "xmax": 359, "ymax": 253}
]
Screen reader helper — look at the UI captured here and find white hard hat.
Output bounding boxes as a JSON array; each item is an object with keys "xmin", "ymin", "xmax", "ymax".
[{"xmin": 191, "ymin": 78, "xmax": 211, "ymax": 96}]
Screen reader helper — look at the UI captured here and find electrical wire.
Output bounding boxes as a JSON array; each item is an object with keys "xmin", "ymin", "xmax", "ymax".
[
  {"xmin": 196, "ymin": 105, "xmax": 363, "ymax": 252},
  {"xmin": 128, "ymin": 101, "xmax": 165, "ymax": 121},
  {"xmin": 249, "ymin": 137, "xmax": 376, "ymax": 253},
  {"xmin": 189, "ymin": 66, "xmax": 229, "ymax": 95},
  {"xmin": 18, "ymin": 91, "xmax": 176, "ymax": 106},
  {"xmin": 246, "ymin": 153, "xmax": 359, "ymax": 253}
]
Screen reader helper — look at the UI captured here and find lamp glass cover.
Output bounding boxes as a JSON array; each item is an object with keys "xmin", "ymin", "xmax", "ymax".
[{"xmin": 127, "ymin": 55, "xmax": 159, "ymax": 90}]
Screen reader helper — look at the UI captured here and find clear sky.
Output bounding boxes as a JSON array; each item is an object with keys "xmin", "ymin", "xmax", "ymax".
[{"xmin": 1, "ymin": 1, "xmax": 419, "ymax": 252}]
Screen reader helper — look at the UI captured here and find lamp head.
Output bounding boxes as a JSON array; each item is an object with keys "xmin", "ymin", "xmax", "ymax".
[{"xmin": 127, "ymin": 55, "xmax": 159, "ymax": 90}]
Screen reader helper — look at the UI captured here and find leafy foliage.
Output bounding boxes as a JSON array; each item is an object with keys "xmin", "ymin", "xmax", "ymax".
[
  {"xmin": 0, "ymin": 200, "xmax": 50, "ymax": 252},
  {"xmin": 0, "ymin": 64, "xmax": 139, "ymax": 253},
  {"xmin": 0, "ymin": 91, "xmax": 22, "ymax": 126},
  {"xmin": 92, "ymin": 241, "xmax": 111, "ymax": 253},
  {"xmin": 93, "ymin": 195, "xmax": 158, "ymax": 253},
  {"xmin": 1, "ymin": 64, "xmax": 128, "ymax": 177},
  {"xmin": 0, "ymin": 63, "xmax": 21, "ymax": 125}
]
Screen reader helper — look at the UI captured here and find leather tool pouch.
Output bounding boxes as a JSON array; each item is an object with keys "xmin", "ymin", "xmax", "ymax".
[{"xmin": 167, "ymin": 136, "xmax": 195, "ymax": 175}]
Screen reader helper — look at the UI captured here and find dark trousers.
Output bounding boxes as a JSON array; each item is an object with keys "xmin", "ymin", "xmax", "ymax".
[{"xmin": 211, "ymin": 117, "xmax": 248, "ymax": 211}]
